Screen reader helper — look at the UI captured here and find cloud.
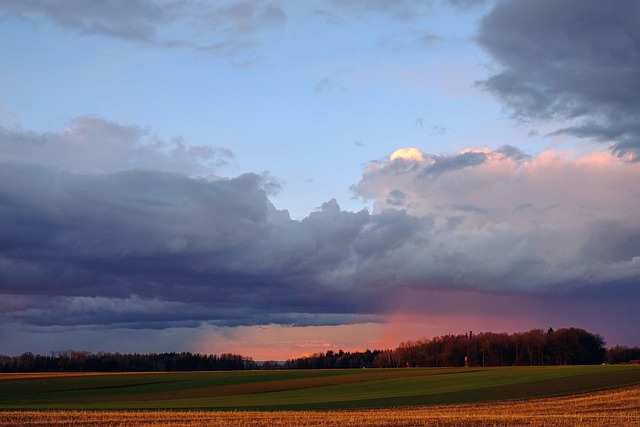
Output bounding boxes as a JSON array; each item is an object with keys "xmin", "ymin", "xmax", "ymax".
[
  {"xmin": 2, "ymin": 119, "xmax": 639, "ymax": 350},
  {"xmin": 0, "ymin": 149, "xmax": 412, "ymax": 330},
  {"xmin": 196, "ymin": 0, "xmax": 287, "ymax": 35},
  {"xmin": 328, "ymin": 0, "xmax": 492, "ymax": 21},
  {"xmin": 0, "ymin": 115, "xmax": 232, "ymax": 175},
  {"xmin": 0, "ymin": 0, "xmax": 489, "ymax": 66},
  {"xmin": 0, "ymin": 0, "xmax": 287, "ymax": 62},
  {"xmin": 327, "ymin": 0, "xmax": 431, "ymax": 21},
  {"xmin": 354, "ymin": 147, "xmax": 640, "ymax": 291},
  {"xmin": 0, "ymin": 0, "xmax": 168, "ymax": 42},
  {"xmin": 314, "ymin": 77, "xmax": 348, "ymax": 95},
  {"xmin": 477, "ymin": 0, "xmax": 640, "ymax": 158},
  {"xmin": 0, "ymin": 163, "xmax": 294, "ymax": 326},
  {"xmin": 377, "ymin": 30, "xmax": 441, "ymax": 52}
]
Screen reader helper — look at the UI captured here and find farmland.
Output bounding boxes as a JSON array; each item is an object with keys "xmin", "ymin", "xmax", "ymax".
[
  {"xmin": 1, "ymin": 365, "xmax": 639, "ymax": 411},
  {"xmin": 0, "ymin": 384, "xmax": 638, "ymax": 426}
]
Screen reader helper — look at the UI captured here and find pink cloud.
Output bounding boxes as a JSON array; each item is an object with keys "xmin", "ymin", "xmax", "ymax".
[{"xmin": 354, "ymin": 147, "xmax": 640, "ymax": 290}]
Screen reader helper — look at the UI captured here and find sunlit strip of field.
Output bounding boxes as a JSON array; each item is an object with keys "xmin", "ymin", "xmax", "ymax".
[{"xmin": 1, "ymin": 385, "xmax": 639, "ymax": 427}]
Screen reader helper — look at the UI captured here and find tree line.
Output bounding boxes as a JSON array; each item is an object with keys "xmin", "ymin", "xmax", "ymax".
[
  {"xmin": 2, "ymin": 327, "xmax": 638, "ymax": 372},
  {"xmin": 377, "ymin": 328, "xmax": 606, "ymax": 367},
  {"xmin": 283, "ymin": 349, "xmax": 382, "ymax": 369},
  {"xmin": 285, "ymin": 328, "xmax": 638, "ymax": 368},
  {"xmin": 607, "ymin": 345, "xmax": 640, "ymax": 364},
  {"xmin": 0, "ymin": 351, "xmax": 256, "ymax": 373}
]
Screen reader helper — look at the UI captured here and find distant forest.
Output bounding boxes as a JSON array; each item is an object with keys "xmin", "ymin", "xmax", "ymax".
[
  {"xmin": 285, "ymin": 328, "xmax": 639, "ymax": 369},
  {"xmin": 0, "ymin": 352, "xmax": 256, "ymax": 373},
  {"xmin": 2, "ymin": 327, "xmax": 639, "ymax": 372}
]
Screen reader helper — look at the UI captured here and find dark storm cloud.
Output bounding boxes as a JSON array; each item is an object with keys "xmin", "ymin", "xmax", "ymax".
[
  {"xmin": 477, "ymin": 0, "xmax": 640, "ymax": 157},
  {"xmin": 0, "ymin": 162, "xmax": 307, "ymax": 326},
  {"xmin": 0, "ymin": 121, "xmax": 429, "ymax": 328},
  {"xmin": 0, "ymin": 162, "xmax": 424, "ymax": 328}
]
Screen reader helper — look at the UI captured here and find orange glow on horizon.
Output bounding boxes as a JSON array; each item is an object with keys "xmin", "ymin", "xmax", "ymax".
[
  {"xmin": 191, "ymin": 323, "xmax": 392, "ymax": 361},
  {"xmin": 190, "ymin": 289, "xmax": 584, "ymax": 361}
]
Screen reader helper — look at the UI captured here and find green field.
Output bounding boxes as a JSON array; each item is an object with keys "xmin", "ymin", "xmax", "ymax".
[{"xmin": 2, "ymin": 365, "xmax": 640, "ymax": 411}]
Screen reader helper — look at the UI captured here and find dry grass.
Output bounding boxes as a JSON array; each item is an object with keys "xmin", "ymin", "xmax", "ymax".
[{"xmin": 1, "ymin": 385, "xmax": 638, "ymax": 427}]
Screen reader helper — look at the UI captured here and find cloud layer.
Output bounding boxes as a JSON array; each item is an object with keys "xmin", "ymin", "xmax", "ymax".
[{"xmin": 2, "ymin": 116, "xmax": 639, "ymax": 343}]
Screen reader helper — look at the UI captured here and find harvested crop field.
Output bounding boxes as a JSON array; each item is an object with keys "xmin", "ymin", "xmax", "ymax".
[
  {"xmin": 3, "ymin": 366, "xmax": 640, "ymax": 411},
  {"xmin": 1, "ymin": 384, "xmax": 639, "ymax": 426}
]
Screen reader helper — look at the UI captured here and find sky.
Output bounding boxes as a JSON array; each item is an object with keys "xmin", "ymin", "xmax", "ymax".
[{"xmin": 1, "ymin": 0, "xmax": 639, "ymax": 361}]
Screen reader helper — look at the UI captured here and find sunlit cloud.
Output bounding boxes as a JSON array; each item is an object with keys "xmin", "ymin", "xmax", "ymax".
[{"xmin": 389, "ymin": 147, "xmax": 425, "ymax": 161}]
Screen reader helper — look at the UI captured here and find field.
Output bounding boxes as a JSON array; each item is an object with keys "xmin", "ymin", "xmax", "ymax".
[
  {"xmin": 1, "ymin": 366, "xmax": 639, "ymax": 426},
  {"xmin": 1, "ymin": 385, "xmax": 639, "ymax": 426}
]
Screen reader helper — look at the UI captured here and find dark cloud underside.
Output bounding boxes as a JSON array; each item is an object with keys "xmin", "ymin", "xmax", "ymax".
[{"xmin": 477, "ymin": 0, "xmax": 640, "ymax": 157}]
